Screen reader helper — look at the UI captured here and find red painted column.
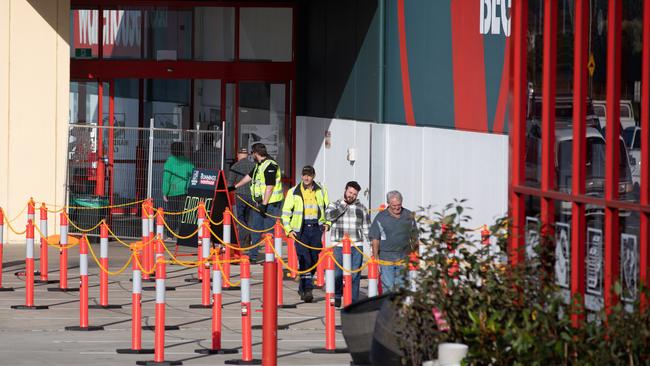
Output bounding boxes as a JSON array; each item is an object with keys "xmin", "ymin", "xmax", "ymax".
[
  {"xmin": 639, "ymin": 0, "xmax": 650, "ymax": 312},
  {"xmin": 540, "ymin": 0, "xmax": 557, "ymax": 241},
  {"xmin": 509, "ymin": 0, "xmax": 528, "ymax": 267},
  {"xmin": 604, "ymin": 0, "xmax": 622, "ymax": 314},
  {"xmin": 571, "ymin": 0, "xmax": 590, "ymax": 327}
]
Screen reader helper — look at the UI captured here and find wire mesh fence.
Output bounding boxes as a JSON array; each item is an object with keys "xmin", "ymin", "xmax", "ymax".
[{"xmin": 66, "ymin": 122, "xmax": 224, "ymax": 239}]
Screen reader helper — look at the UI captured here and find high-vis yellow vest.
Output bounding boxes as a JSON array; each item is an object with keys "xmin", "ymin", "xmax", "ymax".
[
  {"xmin": 250, "ymin": 158, "xmax": 284, "ymax": 204},
  {"xmin": 281, "ymin": 182, "xmax": 330, "ymax": 235}
]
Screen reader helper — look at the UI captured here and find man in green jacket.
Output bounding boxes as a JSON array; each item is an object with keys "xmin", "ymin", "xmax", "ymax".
[
  {"xmin": 162, "ymin": 142, "xmax": 195, "ymax": 231},
  {"xmin": 281, "ymin": 165, "xmax": 329, "ymax": 303}
]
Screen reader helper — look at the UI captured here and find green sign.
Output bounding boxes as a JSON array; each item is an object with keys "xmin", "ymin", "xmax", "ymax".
[{"xmin": 75, "ymin": 48, "xmax": 92, "ymax": 58}]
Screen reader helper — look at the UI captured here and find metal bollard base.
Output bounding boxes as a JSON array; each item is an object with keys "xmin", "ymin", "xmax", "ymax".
[
  {"xmin": 194, "ymin": 348, "xmax": 238, "ymax": 355},
  {"xmin": 143, "ymin": 286, "xmax": 176, "ymax": 291},
  {"xmin": 224, "ymin": 359, "xmax": 262, "ymax": 365},
  {"xmin": 252, "ymin": 324, "xmax": 289, "ymax": 330},
  {"xmin": 142, "ymin": 325, "xmax": 180, "ymax": 331},
  {"xmin": 136, "ymin": 360, "xmax": 183, "ymax": 366},
  {"xmin": 47, "ymin": 287, "xmax": 79, "ymax": 292},
  {"xmin": 222, "ymin": 286, "xmax": 241, "ymax": 291},
  {"xmin": 88, "ymin": 304, "xmax": 123, "ymax": 309},
  {"xmin": 309, "ymin": 347, "xmax": 349, "ymax": 354},
  {"xmin": 11, "ymin": 305, "xmax": 49, "ymax": 310},
  {"xmin": 116, "ymin": 348, "xmax": 154, "ymax": 354},
  {"xmin": 34, "ymin": 279, "xmax": 59, "ymax": 284},
  {"xmin": 64, "ymin": 325, "xmax": 104, "ymax": 331}
]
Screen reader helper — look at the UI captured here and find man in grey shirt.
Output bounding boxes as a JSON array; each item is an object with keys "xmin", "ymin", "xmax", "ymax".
[
  {"xmin": 228, "ymin": 148, "xmax": 256, "ymax": 257},
  {"xmin": 369, "ymin": 190, "xmax": 418, "ymax": 291}
]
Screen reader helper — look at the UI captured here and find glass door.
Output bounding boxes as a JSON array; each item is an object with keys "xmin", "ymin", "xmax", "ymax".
[{"xmin": 237, "ymin": 82, "xmax": 290, "ymax": 177}]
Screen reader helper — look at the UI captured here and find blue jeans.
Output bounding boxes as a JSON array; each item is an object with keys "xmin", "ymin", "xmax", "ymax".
[
  {"xmin": 295, "ymin": 222, "xmax": 323, "ymax": 292},
  {"xmin": 234, "ymin": 195, "xmax": 254, "ymax": 247},
  {"xmin": 334, "ymin": 246, "xmax": 363, "ymax": 302},
  {"xmin": 249, "ymin": 201, "xmax": 282, "ymax": 261},
  {"xmin": 380, "ymin": 264, "xmax": 405, "ymax": 292}
]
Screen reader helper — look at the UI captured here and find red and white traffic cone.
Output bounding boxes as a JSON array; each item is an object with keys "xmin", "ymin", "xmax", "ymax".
[
  {"xmin": 262, "ymin": 233, "xmax": 278, "ymax": 364},
  {"xmin": 36, "ymin": 203, "xmax": 54, "ymax": 284},
  {"xmin": 27, "ymin": 198, "xmax": 35, "ymax": 223},
  {"xmin": 147, "ymin": 199, "xmax": 156, "ymax": 279},
  {"xmin": 197, "ymin": 202, "xmax": 206, "ymax": 281},
  {"xmin": 185, "ymin": 202, "xmax": 206, "ymax": 283},
  {"xmin": 89, "ymin": 223, "xmax": 121, "ymax": 309},
  {"xmin": 143, "ymin": 238, "xmax": 180, "ymax": 331},
  {"xmin": 48, "ymin": 212, "xmax": 77, "ymax": 292},
  {"xmin": 225, "ymin": 255, "xmax": 261, "ymax": 365},
  {"xmin": 195, "ymin": 256, "xmax": 238, "ymax": 355},
  {"xmin": 286, "ymin": 236, "xmax": 298, "ymax": 279},
  {"xmin": 0, "ymin": 208, "xmax": 14, "ymax": 291},
  {"xmin": 143, "ymin": 237, "xmax": 177, "ymax": 292},
  {"xmin": 221, "ymin": 210, "xmax": 240, "ymax": 291},
  {"xmin": 11, "ymin": 220, "xmax": 48, "ymax": 309},
  {"xmin": 367, "ymin": 257, "xmax": 379, "ymax": 298},
  {"xmin": 136, "ymin": 257, "xmax": 182, "ymax": 366},
  {"xmin": 27, "ymin": 199, "xmax": 39, "ymax": 277},
  {"xmin": 117, "ymin": 244, "xmax": 154, "ymax": 354},
  {"xmin": 141, "ymin": 202, "xmax": 152, "ymax": 281},
  {"xmin": 342, "ymin": 235, "xmax": 353, "ymax": 307},
  {"xmin": 316, "ymin": 245, "xmax": 325, "ymax": 288},
  {"xmin": 65, "ymin": 235, "xmax": 103, "ymax": 330},
  {"xmin": 310, "ymin": 253, "xmax": 348, "ymax": 354},
  {"xmin": 276, "ymin": 220, "xmax": 296, "ymax": 309},
  {"xmin": 190, "ymin": 222, "xmax": 213, "ymax": 309},
  {"xmin": 156, "ymin": 207, "xmax": 167, "ymax": 260}
]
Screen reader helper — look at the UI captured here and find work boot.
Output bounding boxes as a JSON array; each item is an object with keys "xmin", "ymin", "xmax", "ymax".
[
  {"xmin": 334, "ymin": 298, "xmax": 342, "ymax": 308},
  {"xmin": 303, "ymin": 289, "xmax": 314, "ymax": 303},
  {"xmin": 298, "ymin": 290, "xmax": 305, "ymax": 300}
]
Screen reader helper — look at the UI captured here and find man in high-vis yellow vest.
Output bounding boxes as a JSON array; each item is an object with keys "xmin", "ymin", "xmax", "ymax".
[
  {"xmin": 281, "ymin": 165, "xmax": 329, "ymax": 303},
  {"xmin": 232, "ymin": 143, "xmax": 284, "ymax": 263}
]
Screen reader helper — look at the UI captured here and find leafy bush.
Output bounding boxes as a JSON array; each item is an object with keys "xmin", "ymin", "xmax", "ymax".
[{"xmin": 394, "ymin": 200, "xmax": 650, "ymax": 365}]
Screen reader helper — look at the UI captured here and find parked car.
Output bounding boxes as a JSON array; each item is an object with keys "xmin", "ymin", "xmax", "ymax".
[
  {"xmin": 525, "ymin": 94, "xmax": 636, "ymax": 216},
  {"xmin": 622, "ymin": 126, "xmax": 641, "ymax": 189},
  {"xmin": 592, "ymin": 100, "xmax": 636, "ymax": 130}
]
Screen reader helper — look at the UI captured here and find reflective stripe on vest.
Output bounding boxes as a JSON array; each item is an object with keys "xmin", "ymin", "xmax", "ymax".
[{"xmin": 250, "ymin": 159, "xmax": 283, "ymax": 204}]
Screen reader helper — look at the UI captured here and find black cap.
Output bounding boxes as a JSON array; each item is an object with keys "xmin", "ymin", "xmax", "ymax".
[{"xmin": 301, "ymin": 165, "xmax": 316, "ymax": 177}]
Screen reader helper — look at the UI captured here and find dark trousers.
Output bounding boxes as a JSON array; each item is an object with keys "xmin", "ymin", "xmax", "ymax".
[
  {"xmin": 234, "ymin": 194, "xmax": 254, "ymax": 247},
  {"xmin": 249, "ymin": 201, "xmax": 282, "ymax": 261},
  {"xmin": 295, "ymin": 222, "xmax": 323, "ymax": 292},
  {"xmin": 165, "ymin": 195, "xmax": 186, "ymax": 236}
]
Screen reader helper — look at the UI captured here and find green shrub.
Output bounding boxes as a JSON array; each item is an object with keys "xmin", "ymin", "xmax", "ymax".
[{"xmin": 394, "ymin": 200, "xmax": 650, "ymax": 365}]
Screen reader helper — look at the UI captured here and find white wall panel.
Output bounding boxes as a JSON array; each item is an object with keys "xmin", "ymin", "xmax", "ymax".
[{"xmin": 296, "ymin": 116, "xmax": 508, "ymax": 230}]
